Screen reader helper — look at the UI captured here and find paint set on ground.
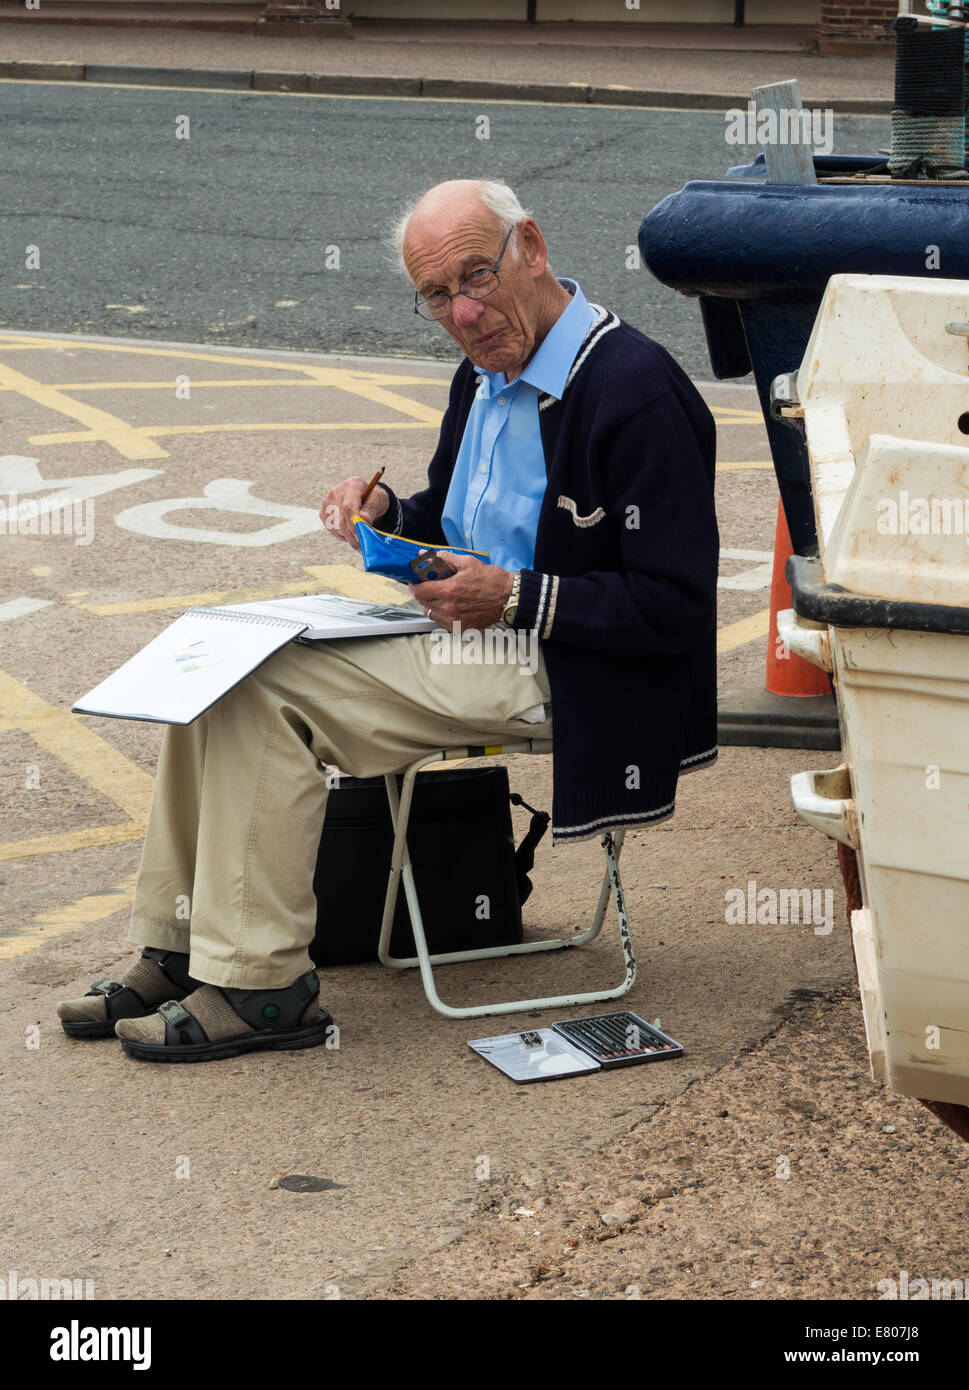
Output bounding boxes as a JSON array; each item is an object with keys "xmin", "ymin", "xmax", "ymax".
[{"xmin": 469, "ymin": 1012, "xmax": 683, "ymax": 1083}]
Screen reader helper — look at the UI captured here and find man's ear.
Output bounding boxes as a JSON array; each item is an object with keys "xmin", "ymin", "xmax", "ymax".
[{"xmin": 517, "ymin": 219, "xmax": 547, "ymax": 277}]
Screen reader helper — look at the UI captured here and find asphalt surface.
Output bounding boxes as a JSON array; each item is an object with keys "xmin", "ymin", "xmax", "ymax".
[{"xmin": 0, "ymin": 83, "xmax": 892, "ymax": 376}]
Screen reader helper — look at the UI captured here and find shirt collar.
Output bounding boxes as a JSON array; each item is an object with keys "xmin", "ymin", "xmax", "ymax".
[{"xmin": 473, "ymin": 278, "xmax": 592, "ymax": 399}]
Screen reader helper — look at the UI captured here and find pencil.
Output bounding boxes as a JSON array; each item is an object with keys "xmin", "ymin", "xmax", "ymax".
[{"xmin": 360, "ymin": 467, "xmax": 385, "ymax": 508}]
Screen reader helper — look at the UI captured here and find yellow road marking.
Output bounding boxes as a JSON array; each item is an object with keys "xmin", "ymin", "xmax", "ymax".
[
  {"xmin": 78, "ymin": 581, "xmax": 325, "ymax": 617},
  {"xmin": 716, "ymin": 461, "xmax": 774, "ymax": 471},
  {"xmin": 78, "ymin": 564, "xmax": 404, "ymax": 617},
  {"xmin": 0, "ymin": 377, "xmax": 324, "ymax": 392},
  {"xmin": 1, "ymin": 337, "xmax": 447, "ymax": 445},
  {"xmin": 0, "ymin": 823, "xmax": 144, "ymax": 863},
  {"xmin": 0, "ymin": 333, "xmax": 452, "ymax": 385},
  {"xmin": 711, "ymin": 407, "xmax": 764, "ymax": 425},
  {"xmin": 300, "ymin": 565, "xmax": 404, "ymax": 604},
  {"xmin": 0, "ymin": 334, "xmax": 346, "ymax": 370},
  {"xmin": 0, "ymin": 332, "xmax": 450, "ymax": 386},
  {"xmin": 0, "ymin": 375, "xmax": 452, "ymax": 392},
  {"xmin": 717, "ymin": 608, "xmax": 771, "ymax": 654},
  {"xmin": 29, "ymin": 420, "xmax": 436, "ymax": 446},
  {"xmin": 0, "ymin": 668, "xmax": 154, "ymax": 825},
  {"xmin": 0, "ymin": 358, "xmax": 168, "ymax": 460},
  {"xmin": 286, "ymin": 363, "xmax": 445, "ymax": 425},
  {"xmin": 0, "ymin": 873, "xmax": 138, "ymax": 962}
]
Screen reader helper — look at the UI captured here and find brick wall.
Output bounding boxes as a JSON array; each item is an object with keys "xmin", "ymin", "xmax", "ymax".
[{"xmin": 816, "ymin": 0, "xmax": 898, "ymax": 53}]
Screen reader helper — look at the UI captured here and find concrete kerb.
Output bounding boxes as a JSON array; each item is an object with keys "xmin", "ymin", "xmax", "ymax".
[
  {"xmin": 85, "ymin": 62, "xmax": 253, "ymax": 88},
  {"xmin": 0, "ymin": 59, "xmax": 891, "ymax": 115}
]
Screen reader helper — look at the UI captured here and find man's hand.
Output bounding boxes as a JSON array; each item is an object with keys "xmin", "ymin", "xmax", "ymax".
[
  {"xmin": 319, "ymin": 477, "xmax": 390, "ymax": 550},
  {"xmin": 412, "ymin": 553, "xmax": 515, "ymax": 631}
]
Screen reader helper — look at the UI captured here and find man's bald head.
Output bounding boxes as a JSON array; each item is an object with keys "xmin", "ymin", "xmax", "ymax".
[
  {"xmin": 393, "ymin": 179, "xmax": 568, "ymax": 382},
  {"xmin": 393, "ymin": 180, "xmax": 531, "ymax": 273}
]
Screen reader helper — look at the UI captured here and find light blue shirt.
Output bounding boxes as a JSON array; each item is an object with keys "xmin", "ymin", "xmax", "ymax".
[{"xmin": 441, "ymin": 278, "xmax": 597, "ymax": 571}]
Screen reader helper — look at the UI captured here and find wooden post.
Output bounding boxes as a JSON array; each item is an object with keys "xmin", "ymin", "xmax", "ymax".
[{"xmin": 752, "ymin": 79, "xmax": 818, "ymax": 186}]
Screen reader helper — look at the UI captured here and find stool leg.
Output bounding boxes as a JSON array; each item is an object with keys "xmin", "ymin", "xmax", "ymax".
[
  {"xmin": 376, "ymin": 754, "xmax": 638, "ymax": 1018},
  {"xmin": 602, "ymin": 830, "xmax": 637, "ymax": 992},
  {"xmin": 376, "ymin": 757, "xmax": 436, "ymax": 967}
]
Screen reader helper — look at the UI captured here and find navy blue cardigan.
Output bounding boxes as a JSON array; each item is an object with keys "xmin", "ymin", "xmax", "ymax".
[{"xmin": 377, "ymin": 305, "xmax": 719, "ymax": 842}]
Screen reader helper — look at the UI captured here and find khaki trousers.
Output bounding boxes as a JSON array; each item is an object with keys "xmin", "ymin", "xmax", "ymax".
[{"xmin": 128, "ymin": 631, "xmax": 552, "ymax": 989}]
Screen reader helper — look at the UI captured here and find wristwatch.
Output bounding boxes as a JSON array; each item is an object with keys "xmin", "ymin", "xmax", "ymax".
[{"xmin": 500, "ymin": 572, "xmax": 521, "ymax": 629}]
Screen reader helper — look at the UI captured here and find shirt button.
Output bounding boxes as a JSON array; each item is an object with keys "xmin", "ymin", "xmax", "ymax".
[
  {"xmin": 479, "ymin": 464, "xmax": 487, "ymax": 473},
  {"xmin": 497, "ymin": 396, "xmax": 507, "ymax": 406},
  {"xmin": 465, "ymin": 530, "xmax": 471, "ymax": 540}
]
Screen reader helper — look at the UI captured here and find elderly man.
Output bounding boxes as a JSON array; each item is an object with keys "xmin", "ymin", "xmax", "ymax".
[{"xmin": 57, "ymin": 178, "xmax": 718, "ymax": 1062}]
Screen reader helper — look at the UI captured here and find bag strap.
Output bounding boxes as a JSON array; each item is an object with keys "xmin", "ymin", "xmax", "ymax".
[{"xmin": 509, "ymin": 791, "xmax": 551, "ymax": 906}]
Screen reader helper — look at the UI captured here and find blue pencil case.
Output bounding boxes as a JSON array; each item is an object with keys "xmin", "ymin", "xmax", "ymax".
[{"xmin": 353, "ymin": 515, "xmax": 490, "ymax": 585}]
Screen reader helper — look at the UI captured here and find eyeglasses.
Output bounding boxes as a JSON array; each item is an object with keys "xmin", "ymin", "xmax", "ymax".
[{"xmin": 413, "ymin": 225, "xmax": 517, "ymax": 321}]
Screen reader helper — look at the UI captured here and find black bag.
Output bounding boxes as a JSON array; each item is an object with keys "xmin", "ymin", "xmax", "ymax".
[{"xmin": 310, "ymin": 766, "xmax": 549, "ymax": 967}]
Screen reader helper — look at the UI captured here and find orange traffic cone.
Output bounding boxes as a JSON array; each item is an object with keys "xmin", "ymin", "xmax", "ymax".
[
  {"xmin": 718, "ymin": 496, "xmax": 837, "ymax": 749},
  {"xmin": 765, "ymin": 498, "xmax": 830, "ymax": 698}
]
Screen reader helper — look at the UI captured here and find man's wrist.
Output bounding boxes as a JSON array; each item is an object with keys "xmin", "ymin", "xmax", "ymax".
[
  {"xmin": 367, "ymin": 484, "xmax": 390, "ymax": 520},
  {"xmin": 371, "ymin": 483, "xmax": 403, "ymax": 535},
  {"xmin": 500, "ymin": 571, "xmax": 521, "ymax": 628}
]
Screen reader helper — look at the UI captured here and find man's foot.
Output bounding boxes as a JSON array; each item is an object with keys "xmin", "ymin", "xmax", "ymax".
[
  {"xmin": 57, "ymin": 947, "xmax": 200, "ymax": 1039},
  {"xmin": 115, "ymin": 970, "xmax": 331, "ymax": 1063}
]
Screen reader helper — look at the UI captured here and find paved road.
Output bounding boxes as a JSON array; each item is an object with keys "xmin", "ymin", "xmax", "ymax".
[{"xmin": 0, "ymin": 82, "xmax": 891, "ymax": 376}]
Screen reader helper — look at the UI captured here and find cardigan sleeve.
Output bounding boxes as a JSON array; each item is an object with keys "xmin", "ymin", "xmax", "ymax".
[{"xmin": 514, "ymin": 388, "xmax": 719, "ymax": 658}]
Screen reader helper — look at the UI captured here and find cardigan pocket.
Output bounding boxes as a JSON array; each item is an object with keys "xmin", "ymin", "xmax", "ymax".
[{"xmin": 557, "ymin": 494, "xmax": 606, "ymax": 528}]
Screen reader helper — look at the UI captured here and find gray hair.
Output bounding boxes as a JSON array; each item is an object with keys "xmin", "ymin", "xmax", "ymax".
[{"xmin": 391, "ymin": 180, "xmax": 533, "ymax": 275}]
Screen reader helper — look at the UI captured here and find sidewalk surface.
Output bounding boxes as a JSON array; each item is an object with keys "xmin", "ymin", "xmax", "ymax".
[{"xmin": 0, "ymin": 13, "xmax": 895, "ymax": 108}]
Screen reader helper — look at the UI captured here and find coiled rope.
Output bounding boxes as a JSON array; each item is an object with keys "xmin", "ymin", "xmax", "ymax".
[
  {"xmin": 927, "ymin": 0, "xmax": 969, "ymax": 156},
  {"xmin": 890, "ymin": 15, "xmax": 969, "ymax": 178}
]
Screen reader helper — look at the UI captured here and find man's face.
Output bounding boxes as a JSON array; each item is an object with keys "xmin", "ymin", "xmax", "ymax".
[{"xmin": 404, "ymin": 214, "xmax": 545, "ymax": 378}]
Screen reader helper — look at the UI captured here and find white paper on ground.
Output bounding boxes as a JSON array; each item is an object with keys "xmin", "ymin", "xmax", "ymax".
[{"xmin": 468, "ymin": 1029, "xmax": 601, "ymax": 1083}]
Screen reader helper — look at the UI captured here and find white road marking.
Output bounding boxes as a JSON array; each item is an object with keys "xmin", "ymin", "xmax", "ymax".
[
  {"xmin": 718, "ymin": 548, "xmax": 775, "ymax": 592},
  {"xmin": 0, "ymin": 597, "xmax": 55, "ymax": 623},
  {"xmin": 114, "ymin": 477, "xmax": 323, "ymax": 546}
]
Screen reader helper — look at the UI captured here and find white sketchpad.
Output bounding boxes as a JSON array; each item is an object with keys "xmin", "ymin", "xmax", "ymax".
[{"xmin": 73, "ymin": 593, "xmax": 434, "ymax": 726}]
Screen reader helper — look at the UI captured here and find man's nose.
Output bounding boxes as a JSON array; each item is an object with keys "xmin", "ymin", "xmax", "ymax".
[{"xmin": 450, "ymin": 294, "xmax": 486, "ymax": 330}]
